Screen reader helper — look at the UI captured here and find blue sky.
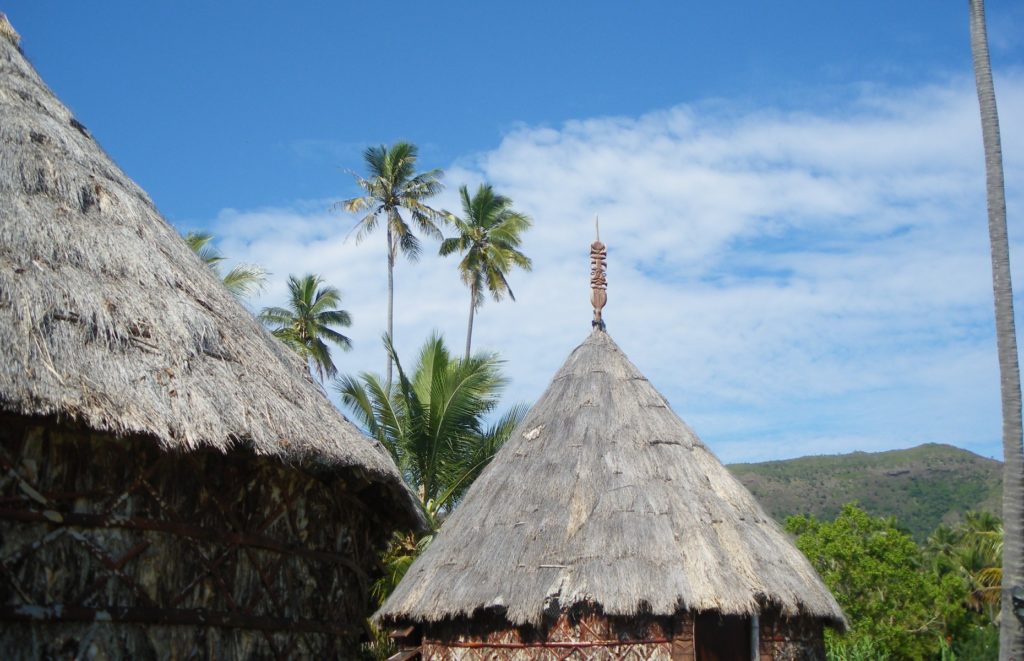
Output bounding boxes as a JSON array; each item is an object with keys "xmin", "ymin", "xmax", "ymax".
[{"xmin": 6, "ymin": 1, "xmax": 1024, "ymax": 462}]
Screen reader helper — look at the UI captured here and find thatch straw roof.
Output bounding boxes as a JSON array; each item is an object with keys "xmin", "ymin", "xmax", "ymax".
[
  {"xmin": 378, "ymin": 330, "xmax": 845, "ymax": 628},
  {"xmin": 0, "ymin": 15, "xmax": 423, "ymax": 528},
  {"xmin": 0, "ymin": 13, "xmax": 19, "ymax": 49}
]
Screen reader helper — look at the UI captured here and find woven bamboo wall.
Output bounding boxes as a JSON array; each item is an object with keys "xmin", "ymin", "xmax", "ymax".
[
  {"xmin": 759, "ymin": 612, "xmax": 826, "ymax": 661},
  {"xmin": 418, "ymin": 608, "xmax": 824, "ymax": 660},
  {"xmin": 422, "ymin": 609, "xmax": 690, "ymax": 660},
  {"xmin": 0, "ymin": 415, "xmax": 387, "ymax": 659}
]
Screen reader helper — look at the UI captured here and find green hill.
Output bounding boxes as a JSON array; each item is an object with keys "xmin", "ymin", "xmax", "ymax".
[{"xmin": 727, "ymin": 443, "xmax": 1003, "ymax": 541}]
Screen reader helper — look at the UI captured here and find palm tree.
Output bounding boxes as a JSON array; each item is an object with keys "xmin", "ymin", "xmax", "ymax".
[
  {"xmin": 968, "ymin": 1, "xmax": 1024, "ymax": 656},
  {"xmin": 440, "ymin": 184, "xmax": 532, "ymax": 359},
  {"xmin": 259, "ymin": 274, "xmax": 352, "ymax": 381},
  {"xmin": 336, "ymin": 332, "xmax": 526, "ymax": 598},
  {"xmin": 185, "ymin": 231, "xmax": 267, "ymax": 299},
  {"xmin": 962, "ymin": 512, "xmax": 1004, "ymax": 620},
  {"xmin": 339, "ymin": 142, "xmax": 444, "ymax": 386},
  {"xmin": 925, "ymin": 512, "xmax": 1004, "ymax": 625}
]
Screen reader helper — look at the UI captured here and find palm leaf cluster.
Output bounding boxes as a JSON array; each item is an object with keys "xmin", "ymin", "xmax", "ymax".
[
  {"xmin": 259, "ymin": 274, "xmax": 352, "ymax": 381},
  {"xmin": 339, "ymin": 332, "xmax": 523, "ymax": 517},
  {"xmin": 441, "ymin": 184, "xmax": 532, "ymax": 359},
  {"xmin": 185, "ymin": 233, "xmax": 352, "ymax": 381},
  {"xmin": 338, "ymin": 333, "xmax": 526, "ymax": 600},
  {"xmin": 343, "ymin": 142, "xmax": 445, "ymax": 262},
  {"xmin": 185, "ymin": 231, "xmax": 267, "ymax": 299},
  {"xmin": 927, "ymin": 511, "xmax": 1004, "ymax": 620}
]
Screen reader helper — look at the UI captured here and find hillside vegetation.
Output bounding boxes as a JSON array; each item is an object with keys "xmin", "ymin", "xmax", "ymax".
[{"xmin": 727, "ymin": 443, "xmax": 1002, "ymax": 541}]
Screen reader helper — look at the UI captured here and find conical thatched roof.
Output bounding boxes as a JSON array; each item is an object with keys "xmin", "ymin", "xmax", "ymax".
[
  {"xmin": 0, "ymin": 15, "xmax": 422, "ymax": 528},
  {"xmin": 378, "ymin": 329, "xmax": 845, "ymax": 627}
]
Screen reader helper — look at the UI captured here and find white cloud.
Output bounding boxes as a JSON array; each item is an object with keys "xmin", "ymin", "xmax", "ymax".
[{"xmin": 210, "ymin": 74, "xmax": 1023, "ymax": 464}]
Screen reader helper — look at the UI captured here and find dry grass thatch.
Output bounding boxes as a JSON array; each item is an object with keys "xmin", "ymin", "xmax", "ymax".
[
  {"xmin": 378, "ymin": 330, "xmax": 846, "ymax": 628},
  {"xmin": 0, "ymin": 14, "xmax": 19, "ymax": 49},
  {"xmin": 0, "ymin": 19, "xmax": 422, "ymax": 529}
]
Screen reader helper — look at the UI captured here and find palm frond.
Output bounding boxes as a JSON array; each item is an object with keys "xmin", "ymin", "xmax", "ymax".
[
  {"xmin": 221, "ymin": 263, "xmax": 267, "ymax": 298},
  {"xmin": 185, "ymin": 231, "xmax": 224, "ymax": 268},
  {"xmin": 260, "ymin": 274, "xmax": 352, "ymax": 379},
  {"xmin": 258, "ymin": 306, "xmax": 294, "ymax": 327},
  {"xmin": 318, "ymin": 326, "xmax": 353, "ymax": 351},
  {"xmin": 341, "ymin": 333, "xmax": 518, "ymax": 517},
  {"xmin": 184, "ymin": 231, "xmax": 270, "ymax": 300},
  {"xmin": 335, "ymin": 374, "xmax": 381, "ymax": 437}
]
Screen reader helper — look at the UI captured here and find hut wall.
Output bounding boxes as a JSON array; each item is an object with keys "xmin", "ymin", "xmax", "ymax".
[
  {"xmin": 0, "ymin": 415, "xmax": 389, "ymax": 659},
  {"xmin": 758, "ymin": 612, "xmax": 825, "ymax": 661},
  {"xmin": 421, "ymin": 609, "xmax": 693, "ymax": 660},
  {"xmin": 418, "ymin": 608, "xmax": 825, "ymax": 660}
]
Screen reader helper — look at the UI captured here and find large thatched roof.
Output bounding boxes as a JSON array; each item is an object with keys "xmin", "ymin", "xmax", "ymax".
[
  {"xmin": 378, "ymin": 329, "xmax": 845, "ymax": 627},
  {"xmin": 0, "ymin": 15, "xmax": 423, "ymax": 529}
]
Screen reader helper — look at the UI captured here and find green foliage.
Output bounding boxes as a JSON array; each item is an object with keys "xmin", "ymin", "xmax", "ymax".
[
  {"xmin": 787, "ymin": 504, "xmax": 962, "ymax": 659},
  {"xmin": 258, "ymin": 274, "xmax": 352, "ymax": 381},
  {"xmin": 338, "ymin": 332, "xmax": 524, "ymax": 514},
  {"xmin": 341, "ymin": 141, "xmax": 444, "ymax": 264},
  {"xmin": 440, "ymin": 184, "xmax": 533, "ymax": 302},
  {"xmin": 440, "ymin": 183, "xmax": 532, "ymax": 356},
  {"xmin": 185, "ymin": 231, "xmax": 267, "ymax": 299},
  {"xmin": 731, "ymin": 443, "xmax": 1002, "ymax": 541},
  {"xmin": 824, "ymin": 632, "xmax": 886, "ymax": 661},
  {"xmin": 337, "ymin": 333, "xmax": 527, "ymax": 599},
  {"xmin": 924, "ymin": 512, "xmax": 1003, "ymax": 623},
  {"xmin": 950, "ymin": 623, "xmax": 999, "ymax": 660},
  {"xmin": 357, "ymin": 620, "xmax": 396, "ymax": 661},
  {"xmin": 791, "ymin": 504, "xmax": 1005, "ymax": 660}
]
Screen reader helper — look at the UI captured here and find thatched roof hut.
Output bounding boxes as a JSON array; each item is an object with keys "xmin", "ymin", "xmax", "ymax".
[
  {"xmin": 0, "ymin": 14, "xmax": 423, "ymax": 657},
  {"xmin": 377, "ymin": 239, "xmax": 844, "ymax": 659}
]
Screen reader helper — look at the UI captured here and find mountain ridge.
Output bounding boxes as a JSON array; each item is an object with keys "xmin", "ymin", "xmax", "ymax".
[{"xmin": 726, "ymin": 442, "xmax": 1003, "ymax": 541}]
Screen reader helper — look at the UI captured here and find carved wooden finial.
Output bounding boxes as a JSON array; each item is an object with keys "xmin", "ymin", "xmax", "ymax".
[{"xmin": 590, "ymin": 216, "xmax": 607, "ymax": 330}]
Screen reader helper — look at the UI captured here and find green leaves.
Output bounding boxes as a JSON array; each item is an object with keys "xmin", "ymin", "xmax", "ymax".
[
  {"xmin": 788, "ymin": 504, "xmax": 1003, "ymax": 659},
  {"xmin": 440, "ymin": 183, "xmax": 533, "ymax": 357},
  {"xmin": 340, "ymin": 142, "xmax": 445, "ymax": 261},
  {"xmin": 788, "ymin": 505, "xmax": 940, "ymax": 657},
  {"xmin": 337, "ymin": 141, "xmax": 445, "ymax": 385},
  {"xmin": 258, "ymin": 274, "xmax": 352, "ymax": 381},
  {"xmin": 338, "ymin": 332, "xmax": 523, "ymax": 518},
  {"xmin": 185, "ymin": 231, "xmax": 267, "ymax": 299},
  {"xmin": 443, "ymin": 183, "xmax": 532, "ymax": 304},
  {"xmin": 337, "ymin": 332, "xmax": 525, "ymax": 604},
  {"xmin": 926, "ymin": 512, "xmax": 1003, "ymax": 620}
]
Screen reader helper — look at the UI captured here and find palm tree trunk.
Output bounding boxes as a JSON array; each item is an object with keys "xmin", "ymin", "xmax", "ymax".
[
  {"xmin": 465, "ymin": 281, "xmax": 477, "ymax": 361},
  {"xmin": 969, "ymin": 1, "xmax": 1024, "ymax": 657},
  {"xmin": 386, "ymin": 225, "xmax": 395, "ymax": 388}
]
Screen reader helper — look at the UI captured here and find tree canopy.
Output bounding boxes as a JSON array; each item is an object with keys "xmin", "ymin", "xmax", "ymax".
[
  {"xmin": 259, "ymin": 274, "xmax": 352, "ymax": 381},
  {"xmin": 440, "ymin": 183, "xmax": 532, "ymax": 358},
  {"xmin": 787, "ymin": 503, "xmax": 1001, "ymax": 660},
  {"xmin": 337, "ymin": 333, "xmax": 526, "ymax": 602}
]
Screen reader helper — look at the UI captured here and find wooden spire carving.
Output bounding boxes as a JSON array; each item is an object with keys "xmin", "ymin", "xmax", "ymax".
[{"xmin": 590, "ymin": 217, "xmax": 607, "ymax": 330}]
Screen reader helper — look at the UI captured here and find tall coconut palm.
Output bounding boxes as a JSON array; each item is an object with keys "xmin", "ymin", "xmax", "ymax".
[
  {"xmin": 185, "ymin": 231, "xmax": 267, "ymax": 299},
  {"xmin": 339, "ymin": 142, "xmax": 444, "ymax": 387},
  {"xmin": 336, "ymin": 332, "xmax": 526, "ymax": 599},
  {"xmin": 259, "ymin": 274, "xmax": 352, "ymax": 381},
  {"xmin": 969, "ymin": 1, "xmax": 1024, "ymax": 656},
  {"xmin": 440, "ymin": 184, "xmax": 532, "ymax": 359}
]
